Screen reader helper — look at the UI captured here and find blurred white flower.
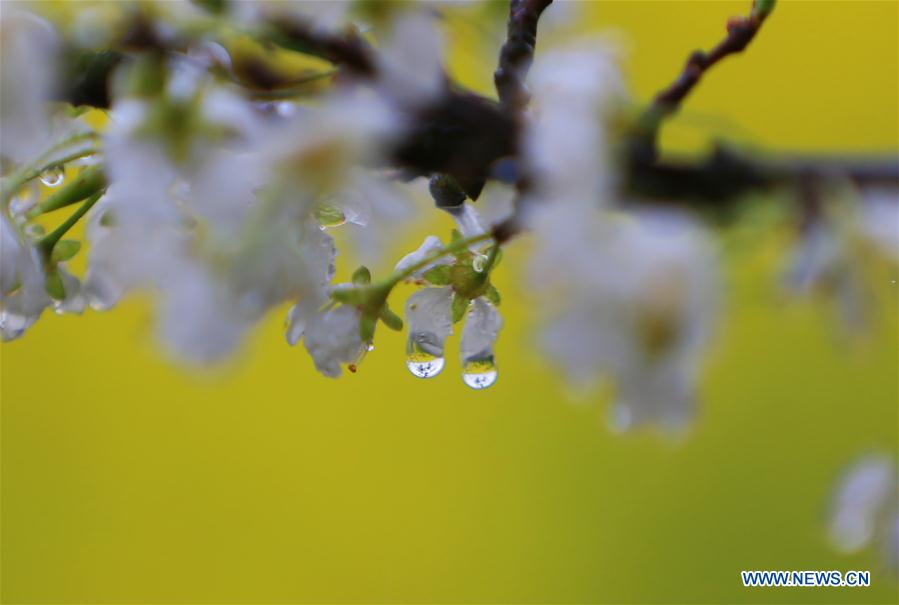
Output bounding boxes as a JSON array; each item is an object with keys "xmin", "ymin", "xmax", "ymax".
[
  {"xmin": 525, "ymin": 41, "xmax": 626, "ymax": 210},
  {"xmin": 86, "ymin": 73, "xmax": 346, "ymax": 362},
  {"xmin": 829, "ymin": 454, "xmax": 898, "ymax": 571},
  {"xmin": 785, "ymin": 187, "xmax": 898, "ymax": 333},
  {"xmin": 0, "ymin": 214, "xmax": 50, "ymax": 340},
  {"xmin": 530, "ymin": 208, "xmax": 719, "ymax": 431},
  {"xmin": 0, "ymin": 10, "xmax": 58, "ymax": 164},
  {"xmin": 523, "ymin": 40, "xmax": 715, "ymax": 429},
  {"xmin": 859, "ymin": 188, "xmax": 899, "ymax": 261},
  {"xmin": 376, "ymin": 11, "xmax": 446, "ymax": 107}
]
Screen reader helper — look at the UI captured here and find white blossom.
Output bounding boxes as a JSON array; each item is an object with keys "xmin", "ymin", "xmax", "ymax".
[
  {"xmin": 829, "ymin": 454, "xmax": 898, "ymax": 571},
  {"xmin": 0, "ymin": 214, "xmax": 50, "ymax": 340},
  {"xmin": 531, "ymin": 207, "xmax": 719, "ymax": 431},
  {"xmin": 394, "ymin": 235, "xmax": 445, "ymax": 278},
  {"xmin": 301, "ymin": 304, "xmax": 366, "ymax": 378},
  {"xmin": 376, "ymin": 11, "xmax": 446, "ymax": 107},
  {"xmin": 525, "ymin": 41, "xmax": 626, "ymax": 209},
  {"xmin": 0, "ymin": 9, "xmax": 58, "ymax": 164},
  {"xmin": 785, "ymin": 188, "xmax": 898, "ymax": 333},
  {"xmin": 398, "ymin": 237, "xmax": 503, "ymax": 385},
  {"xmin": 405, "ymin": 286, "xmax": 454, "ymax": 376}
]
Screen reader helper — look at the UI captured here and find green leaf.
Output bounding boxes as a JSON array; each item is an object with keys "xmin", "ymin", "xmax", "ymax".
[
  {"xmin": 379, "ymin": 305, "xmax": 403, "ymax": 331},
  {"xmin": 51, "ymin": 240, "xmax": 81, "ymax": 263},
  {"xmin": 484, "ymin": 284, "xmax": 501, "ymax": 306},
  {"xmin": 422, "ymin": 265, "xmax": 452, "ymax": 285},
  {"xmin": 451, "ymin": 295, "xmax": 470, "ymax": 324},
  {"xmin": 45, "ymin": 270, "xmax": 66, "ymax": 300},
  {"xmin": 352, "ymin": 265, "xmax": 372, "ymax": 286}
]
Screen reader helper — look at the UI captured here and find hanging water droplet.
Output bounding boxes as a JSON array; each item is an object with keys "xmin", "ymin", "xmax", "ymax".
[
  {"xmin": 40, "ymin": 165, "xmax": 65, "ymax": 187},
  {"xmin": 406, "ymin": 355, "xmax": 445, "ymax": 378},
  {"xmin": 406, "ymin": 332, "xmax": 446, "ymax": 379},
  {"xmin": 461, "ymin": 355, "xmax": 498, "ymax": 390},
  {"xmin": 368, "ymin": 343, "xmax": 375, "ymax": 352},
  {"xmin": 314, "ymin": 203, "xmax": 346, "ymax": 229},
  {"xmin": 472, "ymin": 253, "xmax": 487, "ymax": 273}
]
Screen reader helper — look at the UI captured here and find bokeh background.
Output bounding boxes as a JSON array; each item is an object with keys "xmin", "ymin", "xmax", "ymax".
[{"xmin": 1, "ymin": 1, "xmax": 897, "ymax": 603}]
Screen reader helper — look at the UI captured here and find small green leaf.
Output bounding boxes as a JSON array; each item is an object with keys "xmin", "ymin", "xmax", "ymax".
[
  {"xmin": 51, "ymin": 240, "xmax": 81, "ymax": 263},
  {"xmin": 359, "ymin": 313, "xmax": 377, "ymax": 342},
  {"xmin": 484, "ymin": 284, "xmax": 501, "ymax": 306},
  {"xmin": 422, "ymin": 265, "xmax": 452, "ymax": 285},
  {"xmin": 379, "ymin": 305, "xmax": 403, "ymax": 331},
  {"xmin": 45, "ymin": 270, "xmax": 66, "ymax": 300},
  {"xmin": 449, "ymin": 229, "xmax": 463, "ymax": 244},
  {"xmin": 451, "ymin": 295, "xmax": 470, "ymax": 323},
  {"xmin": 352, "ymin": 265, "xmax": 372, "ymax": 286}
]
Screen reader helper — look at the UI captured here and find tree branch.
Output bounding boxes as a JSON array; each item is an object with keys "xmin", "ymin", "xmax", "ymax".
[
  {"xmin": 636, "ymin": 0, "xmax": 776, "ymax": 157},
  {"xmin": 494, "ymin": 0, "xmax": 554, "ymax": 112}
]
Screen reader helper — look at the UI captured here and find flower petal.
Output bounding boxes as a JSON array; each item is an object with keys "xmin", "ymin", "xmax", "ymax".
[{"xmin": 405, "ymin": 286, "xmax": 454, "ymax": 358}]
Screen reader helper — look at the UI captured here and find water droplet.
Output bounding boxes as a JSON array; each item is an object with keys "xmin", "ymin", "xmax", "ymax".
[
  {"xmin": 461, "ymin": 356, "xmax": 498, "ymax": 390},
  {"xmin": 472, "ymin": 253, "xmax": 487, "ymax": 273},
  {"xmin": 406, "ymin": 332, "xmax": 446, "ymax": 378},
  {"xmin": 368, "ymin": 343, "xmax": 375, "ymax": 352},
  {"xmin": 406, "ymin": 356, "xmax": 445, "ymax": 378},
  {"xmin": 315, "ymin": 203, "xmax": 346, "ymax": 229},
  {"xmin": 40, "ymin": 166, "xmax": 65, "ymax": 187}
]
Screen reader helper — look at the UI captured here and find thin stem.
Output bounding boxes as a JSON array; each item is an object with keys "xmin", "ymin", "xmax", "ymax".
[
  {"xmin": 480, "ymin": 243, "xmax": 501, "ymax": 274},
  {"xmin": 38, "ymin": 190, "xmax": 104, "ymax": 254},
  {"xmin": 2, "ymin": 147, "xmax": 100, "ymax": 206},
  {"xmin": 385, "ymin": 232, "xmax": 495, "ymax": 288}
]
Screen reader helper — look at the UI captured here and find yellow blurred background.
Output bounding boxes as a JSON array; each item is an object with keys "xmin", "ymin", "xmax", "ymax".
[{"xmin": 1, "ymin": 1, "xmax": 897, "ymax": 602}]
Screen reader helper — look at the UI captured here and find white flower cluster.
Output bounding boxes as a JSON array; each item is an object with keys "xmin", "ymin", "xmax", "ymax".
[
  {"xmin": 521, "ymin": 43, "xmax": 719, "ymax": 431},
  {"xmin": 0, "ymin": 4, "xmax": 896, "ymax": 422}
]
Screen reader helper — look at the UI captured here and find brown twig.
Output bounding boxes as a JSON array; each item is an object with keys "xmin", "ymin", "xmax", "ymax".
[
  {"xmin": 636, "ymin": 0, "xmax": 775, "ymax": 158},
  {"xmin": 494, "ymin": 0, "xmax": 554, "ymax": 112}
]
